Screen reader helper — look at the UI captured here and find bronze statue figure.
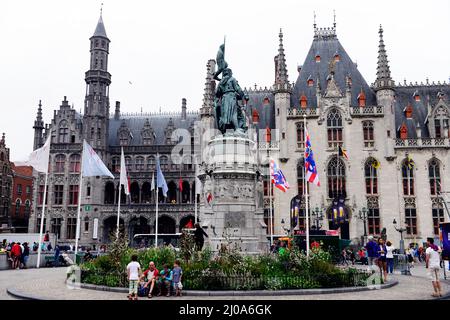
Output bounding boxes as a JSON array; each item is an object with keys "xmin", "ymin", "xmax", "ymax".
[{"xmin": 214, "ymin": 42, "xmax": 248, "ymax": 135}]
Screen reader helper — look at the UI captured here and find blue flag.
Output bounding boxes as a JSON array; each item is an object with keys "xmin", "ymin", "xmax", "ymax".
[{"xmin": 156, "ymin": 155, "xmax": 168, "ymax": 197}]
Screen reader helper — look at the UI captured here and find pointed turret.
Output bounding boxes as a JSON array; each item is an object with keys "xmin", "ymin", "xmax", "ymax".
[
  {"xmin": 200, "ymin": 59, "xmax": 216, "ymax": 118},
  {"xmin": 274, "ymin": 28, "xmax": 289, "ymax": 87},
  {"xmin": 33, "ymin": 100, "xmax": 45, "ymax": 150},
  {"xmin": 93, "ymin": 14, "xmax": 108, "ymax": 39},
  {"xmin": 374, "ymin": 25, "xmax": 394, "ymax": 90}
]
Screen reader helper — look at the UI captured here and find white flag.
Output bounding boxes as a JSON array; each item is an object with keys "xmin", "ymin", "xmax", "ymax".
[
  {"xmin": 195, "ymin": 165, "xmax": 202, "ymax": 195},
  {"xmin": 151, "ymin": 172, "xmax": 155, "ymax": 191},
  {"xmin": 82, "ymin": 140, "xmax": 114, "ymax": 178},
  {"xmin": 17, "ymin": 135, "xmax": 51, "ymax": 173},
  {"xmin": 120, "ymin": 147, "xmax": 130, "ymax": 195}
]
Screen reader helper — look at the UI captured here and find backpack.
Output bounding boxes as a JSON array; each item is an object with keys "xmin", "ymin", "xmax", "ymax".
[{"xmin": 137, "ymin": 284, "xmax": 149, "ymax": 297}]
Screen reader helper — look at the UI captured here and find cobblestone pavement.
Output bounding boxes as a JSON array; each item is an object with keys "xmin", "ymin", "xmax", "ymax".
[{"xmin": 1, "ymin": 263, "xmax": 449, "ymax": 300}]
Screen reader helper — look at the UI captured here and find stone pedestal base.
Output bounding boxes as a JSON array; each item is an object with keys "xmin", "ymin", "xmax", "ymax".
[{"xmin": 199, "ymin": 134, "xmax": 267, "ymax": 254}]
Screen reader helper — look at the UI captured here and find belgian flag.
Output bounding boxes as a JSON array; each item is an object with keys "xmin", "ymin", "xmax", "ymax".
[{"xmin": 338, "ymin": 145, "xmax": 348, "ymax": 160}]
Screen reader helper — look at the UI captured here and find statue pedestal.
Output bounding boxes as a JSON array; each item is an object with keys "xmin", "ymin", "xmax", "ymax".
[{"xmin": 199, "ymin": 134, "xmax": 268, "ymax": 254}]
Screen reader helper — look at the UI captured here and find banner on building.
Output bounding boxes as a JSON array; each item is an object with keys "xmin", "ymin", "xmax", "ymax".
[
  {"xmin": 93, "ymin": 218, "xmax": 99, "ymax": 239},
  {"xmin": 440, "ymin": 222, "xmax": 450, "ymax": 260}
]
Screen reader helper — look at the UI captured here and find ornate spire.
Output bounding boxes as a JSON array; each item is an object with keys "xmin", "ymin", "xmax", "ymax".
[
  {"xmin": 374, "ymin": 25, "xmax": 394, "ymax": 90},
  {"xmin": 93, "ymin": 11, "xmax": 108, "ymax": 38},
  {"xmin": 274, "ymin": 28, "xmax": 289, "ymax": 86},
  {"xmin": 200, "ymin": 59, "xmax": 216, "ymax": 118}
]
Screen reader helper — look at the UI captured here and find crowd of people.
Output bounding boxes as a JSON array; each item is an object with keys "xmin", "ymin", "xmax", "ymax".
[
  {"xmin": 0, "ymin": 239, "xmax": 31, "ymax": 269},
  {"xmin": 126, "ymin": 256, "xmax": 183, "ymax": 300}
]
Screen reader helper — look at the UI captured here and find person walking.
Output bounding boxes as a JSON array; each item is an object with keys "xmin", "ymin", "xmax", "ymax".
[
  {"xmin": 126, "ymin": 254, "xmax": 141, "ymax": 300},
  {"xmin": 385, "ymin": 241, "xmax": 395, "ymax": 274},
  {"xmin": 21, "ymin": 242, "xmax": 30, "ymax": 269},
  {"xmin": 365, "ymin": 236, "xmax": 378, "ymax": 271},
  {"xmin": 11, "ymin": 242, "xmax": 22, "ymax": 270},
  {"xmin": 426, "ymin": 238, "xmax": 442, "ymax": 297},
  {"xmin": 376, "ymin": 238, "xmax": 388, "ymax": 282},
  {"xmin": 193, "ymin": 223, "xmax": 208, "ymax": 251},
  {"xmin": 54, "ymin": 245, "xmax": 60, "ymax": 267}
]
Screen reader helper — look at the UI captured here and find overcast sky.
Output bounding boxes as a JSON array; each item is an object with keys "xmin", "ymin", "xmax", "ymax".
[{"xmin": 1, "ymin": 0, "xmax": 449, "ymax": 161}]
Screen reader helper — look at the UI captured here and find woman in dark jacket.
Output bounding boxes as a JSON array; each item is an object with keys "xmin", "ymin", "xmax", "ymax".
[
  {"xmin": 376, "ymin": 238, "xmax": 388, "ymax": 282},
  {"xmin": 193, "ymin": 223, "xmax": 208, "ymax": 251}
]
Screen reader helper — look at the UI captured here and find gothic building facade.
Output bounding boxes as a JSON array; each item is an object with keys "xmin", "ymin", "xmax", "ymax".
[
  {"xmin": 0, "ymin": 134, "xmax": 13, "ymax": 232},
  {"xmin": 29, "ymin": 14, "xmax": 450, "ymax": 249}
]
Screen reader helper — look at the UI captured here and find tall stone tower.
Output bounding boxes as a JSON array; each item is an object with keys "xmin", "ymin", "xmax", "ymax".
[
  {"xmin": 33, "ymin": 100, "xmax": 44, "ymax": 150},
  {"xmin": 83, "ymin": 13, "xmax": 111, "ymax": 158},
  {"xmin": 273, "ymin": 29, "xmax": 291, "ymax": 161},
  {"xmin": 373, "ymin": 25, "xmax": 395, "ymax": 160}
]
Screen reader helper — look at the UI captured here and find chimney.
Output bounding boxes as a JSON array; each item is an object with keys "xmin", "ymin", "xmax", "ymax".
[
  {"xmin": 181, "ymin": 98, "xmax": 187, "ymax": 120},
  {"xmin": 114, "ymin": 101, "xmax": 120, "ymax": 120}
]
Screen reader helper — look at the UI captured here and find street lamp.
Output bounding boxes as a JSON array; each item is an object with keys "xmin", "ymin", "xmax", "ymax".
[
  {"xmin": 393, "ymin": 218, "xmax": 411, "ymax": 275},
  {"xmin": 358, "ymin": 207, "xmax": 368, "ymax": 245},
  {"xmin": 280, "ymin": 219, "xmax": 290, "ymax": 235},
  {"xmin": 311, "ymin": 207, "xmax": 323, "ymax": 230}
]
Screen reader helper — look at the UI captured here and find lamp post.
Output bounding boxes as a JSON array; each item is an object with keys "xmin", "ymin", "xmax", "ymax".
[
  {"xmin": 393, "ymin": 218, "xmax": 411, "ymax": 275},
  {"xmin": 358, "ymin": 207, "xmax": 368, "ymax": 245},
  {"xmin": 311, "ymin": 207, "xmax": 324, "ymax": 230},
  {"xmin": 280, "ymin": 219, "xmax": 290, "ymax": 236}
]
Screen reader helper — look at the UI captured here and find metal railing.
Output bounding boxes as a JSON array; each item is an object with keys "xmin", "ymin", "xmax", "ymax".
[
  {"xmin": 394, "ymin": 138, "xmax": 450, "ymax": 148},
  {"xmin": 350, "ymin": 106, "xmax": 384, "ymax": 117},
  {"xmin": 80, "ymin": 270, "xmax": 370, "ymax": 290}
]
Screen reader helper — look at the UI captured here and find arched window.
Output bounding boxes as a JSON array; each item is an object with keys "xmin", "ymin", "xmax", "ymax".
[
  {"xmin": 296, "ymin": 122, "xmax": 305, "ymax": 149},
  {"xmin": 54, "ymin": 154, "xmax": 66, "ymax": 173},
  {"xmin": 364, "ymin": 158, "xmax": 378, "ymax": 195},
  {"xmin": 130, "ymin": 182, "xmax": 140, "ymax": 204},
  {"xmin": 432, "ymin": 201, "xmax": 445, "ymax": 235},
  {"xmin": 401, "ymin": 159, "xmax": 414, "ymax": 196},
  {"xmin": 147, "ymin": 156, "xmax": 155, "ymax": 171},
  {"xmin": 429, "ymin": 159, "xmax": 441, "ymax": 196},
  {"xmin": 111, "ymin": 157, "xmax": 120, "ymax": 173},
  {"xmin": 167, "ymin": 181, "xmax": 177, "ymax": 204},
  {"xmin": 24, "ymin": 200, "xmax": 30, "ymax": 216},
  {"xmin": 15, "ymin": 199, "xmax": 21, "ymax": 215},
  {"xmin": 297, "ymin": 159, "xmax": 306, "ymax": 196},
  {"xmin": 433, "ymin": 106, "xmax": 449, "ymax": 138},
  {"xmin": 58, "ymin": 120, "xmax": 69, "ymax": 143},
  {"xmin": 84, "ymin": 216, "xmax": 89, "ymax": 232},
  {"xmin": 104, "ymin": 182, "xmax": 115, "ymax": 204},
  {"xmin": 125, "ymin": 156, "xmax": 132, "ymax": 172},
  {"xmin": 160, "ymin": 155, "xmax": 168, "ymax": 171},
  {"xmin": 327, "ymin": 156, "xmax": 346, "ymax": 199},
  {"xmin": 327, "ymin": 109, "xmax": 343, "ymax": 148},
  {"xmin": 69, "ymin": 154, "xmax": 81, "ymax": 173},
  {"xmin": 362, "ymin": 121, "xmax": 374, "ymax": 148},
  {"xmin": 135, "ymin": 157, "xmax": 144, "ymax": 171}
]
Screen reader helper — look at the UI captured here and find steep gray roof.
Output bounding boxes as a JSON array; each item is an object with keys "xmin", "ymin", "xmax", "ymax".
[
  {"xmin": 243, "ymin": 89, "xmax": 276, "ymax": 130},
  {"xmin": 108, "ymin": 113, "xmax": 199, "ymax": 146},
  {"xmin": 394, "ymin": 84, "xmax": 450, "ymax": 138},
  {"xmin": 93, "ymin": 15, "xmax": 108, "ymax": 38},
  {"xmin": 292, "ymin": 36, "xmax": 376, "ymax": 108}
]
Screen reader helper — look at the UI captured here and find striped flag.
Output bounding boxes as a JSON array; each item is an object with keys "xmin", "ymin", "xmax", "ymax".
[
  {"xmin": 304, "ymin": 128, "xmax": 320, "ymax": 187},
  {"xmin": 270, "ymin": 159, "xmax": 289, "ymax": 192},
  {"xmin": 338, "ymin": 145, "xmax": 348, "ymax": 160}
]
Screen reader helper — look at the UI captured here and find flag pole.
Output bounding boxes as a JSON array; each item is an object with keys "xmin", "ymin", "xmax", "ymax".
[
  {"xmin": 303, "ymin": 114, "xmax": 310, "ymax": 257},
  {"xmin": 116, "ymin": 184, "xmax": 121, "ymax": 239},
  {"xmin": 155, "ymin": 154, "xmax": 159, "ymax": 248},
  {"xmin": 36, "ymin": 171, "xmax": 48, "ymax": 268},
  {"xmin": 194, "ymin": 163, "xmax": 198, "ymax": 224},
  {"xmin": 74, "ymin": 162, "xmax": 84, "ymax": 260},
  {"xmin": 268, "ymin": 148, "xmax": 273, "ymax": 246}
]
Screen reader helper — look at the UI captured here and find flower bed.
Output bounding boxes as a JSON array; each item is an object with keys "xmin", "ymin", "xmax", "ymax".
[{"xmin": 78, "ymin": 236, "xmax": 371, "ymax": 290}]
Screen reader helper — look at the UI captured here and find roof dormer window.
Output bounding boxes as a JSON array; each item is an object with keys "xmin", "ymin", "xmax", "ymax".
[
  {"xmin": 263, "ymin": 97, "xmax": 270, "ymax": 105},
  {"xmin": 315, "ymin": 55, "xmax": 321, "ymax": 62},
  {"xmin": 252, "ymin": 109, "xmax": 260, "ymax": 123},
  {"xmin": 405, "ymin": 104, "xmax": 413, "ymax": 119},
  {"xmin": 413, "ymin": 90, "xmax": 420, "ymax": 102},
  {"xmin": 334, "ymin": 52, "xmax": 340, "ymax": 62},
  {"xmin": 399, "ymin": 123, "xmax": 408, "ymax": 139},
  {"xmin": 357, "ymin": 90, "xmax": 366, "ymax": 107},
  {"xmin": 300, "ymin": 94, "xmax": 307, "ymax": 109},
  {"xmin": 307, "ymin": 76, "xmax": 314, "ymax": 87}
]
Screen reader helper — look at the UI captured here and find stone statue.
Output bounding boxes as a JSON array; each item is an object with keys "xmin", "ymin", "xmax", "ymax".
[{"xmin": 214, "ymin": 42, "xmax": 248, "ymax": 135}]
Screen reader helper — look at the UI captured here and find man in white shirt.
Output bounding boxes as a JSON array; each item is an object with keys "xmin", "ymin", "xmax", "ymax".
[
  {"xmin": 126, "ymin": 254, "xmax": 141, "ymax": 300},
  {"xmin": 425, "ymin": 238, "xmax": 442, "ymax": 297}
]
